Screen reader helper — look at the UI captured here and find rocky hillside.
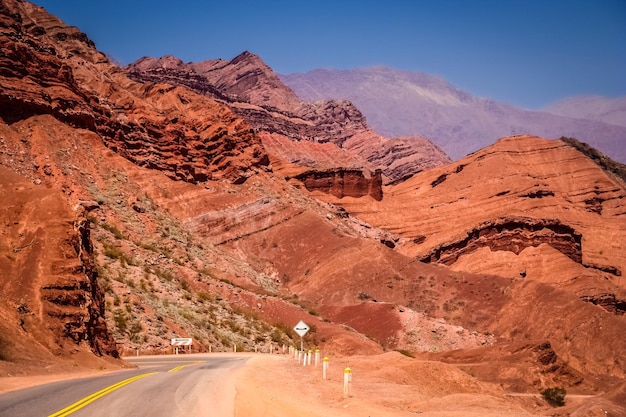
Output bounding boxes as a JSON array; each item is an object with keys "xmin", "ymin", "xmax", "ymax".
[
  {"xmin": 281, "ymin": 66, "xmax": 626, "ymax": 163},
  {"xmin": 309, "ymin": 134, "xmax": 626, "ymax": 379},
  {"xmin": 1, "ymin": 1, "xmax": 626, "ymax": 414}
]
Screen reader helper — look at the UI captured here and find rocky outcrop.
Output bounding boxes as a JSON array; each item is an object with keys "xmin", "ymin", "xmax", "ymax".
[
  {"xmin": 0, "ymin": 1, "xmax": 269, "ymax": 184},
  {"xmin": 419, "ymin": 216, "xmax": 583, "ymax": 266},
  {"xmin": 580, "ymin": 293, "xmax": 626, "ymax": 315},
  {"xmin": 0, "ymin": 166, "xmax": 117, "ymax": 358},
  {"xmin": 41, "ymin": 217, "xmax": 117, "ymax": 356},
  {"xmin": 343, "ymin": 131, "xmax": 451, "ymax": 184},
  {"xmin": 291, "ymin": 168, "xmax": 383, "ymax": 200}
]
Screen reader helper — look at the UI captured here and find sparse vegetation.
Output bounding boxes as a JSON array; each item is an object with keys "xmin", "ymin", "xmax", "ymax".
[
  {"xmin": 396, "ymin": 349, "xmax": 414, "ymax": 358},
  {"xmin": 561, "ymin": 137, "xmax": 626, "ymax": 183},
  {"xmin": 100, "ymin": 222, "xmax": 126, "ymax": 240},
  {"xmin": 541, "ymin": 387, "xmax": 566, "ymax": 407},
  {"xmin": 358, "ymin": 291, "xmax": 371, "ymax": 300}
]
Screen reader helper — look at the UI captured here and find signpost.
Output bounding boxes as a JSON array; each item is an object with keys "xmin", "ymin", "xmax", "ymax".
[
  {"xmin": 171, "ymin": 337, "xmax": 193, "ymax": 354},
  {"xmin": 293, "ymin": 320, "xmax": 310, "ymax": 352}
]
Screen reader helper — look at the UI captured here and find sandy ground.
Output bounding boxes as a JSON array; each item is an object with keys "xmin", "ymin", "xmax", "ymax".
[{"xmin": 234, "ymin": 353, "xmax": 543, "ymax": 417}]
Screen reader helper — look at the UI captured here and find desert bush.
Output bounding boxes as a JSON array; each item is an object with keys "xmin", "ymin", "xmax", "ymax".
[
  {"xmin": 396, "ymin": 349, "xmax": 414, "ymax": 358},
  {"xmin": 113, "ymin": 309, "xmax": 128, "ymax": 332},
  {"xmin": 128, "ymin": 320, "xmax": 143, "ymax": 342},
  {"xmin": 103, "ymin": 243, "xmax": 136, "ymax": 265},
  {"xmin": 197, "ymin": 292, "xmax": 213, "ymax": 303},
  {"xmin": 153, "ymin": 268, "xmax": 174, "ymax": 282},
  {"xmin": 101, "ymin": 222, "xmax": 126, "ymax": 240},
  {"xmin": 358, "ymin": 291, "xmax": 371, "ymax": 300},
  {"xmin": 541, "ymin": 387, "xmax": 566, "ymax": 406}
]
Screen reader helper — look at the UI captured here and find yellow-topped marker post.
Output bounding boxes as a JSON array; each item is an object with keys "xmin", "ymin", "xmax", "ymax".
[
  {"xmin": 343, "ymin": 367, "xmax": 352, "ymax": 397},
  {"xmin": 323, "ymin": 357, "xmax": 330, "ymax": 380}
]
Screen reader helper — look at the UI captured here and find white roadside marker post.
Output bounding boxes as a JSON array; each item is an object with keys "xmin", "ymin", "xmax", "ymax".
[
  {"xmin": 323, "ymin": 357, "xmax": 329, "ymax": 380},
  {"xmin": 343, "ymin": 367, "xmax": 352, "ymax": 397},
  {"xmin": 307, "ymin": 350, "xmax": 312, "ymax": 366},
  {"xmin": 315, "ymin": 349, "xmax": 320, "ymax": 367}
]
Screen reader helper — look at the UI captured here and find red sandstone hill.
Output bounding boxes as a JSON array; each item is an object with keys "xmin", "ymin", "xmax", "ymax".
[{"xmin": 1, "ymin": 1, "xmax": 626, "ymax": 414}]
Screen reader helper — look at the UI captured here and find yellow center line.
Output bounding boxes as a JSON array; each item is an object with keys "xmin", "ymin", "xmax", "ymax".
[
  {"xmin": 47, "ymin": 372, "xmax": 157, "ymax": 417},
  {"xmin": 168, "ymin": 360, "xmax": 204, "ymax": 373},
  {"xmin": 127, "ymin": 360, "xmax": 203, "ymax": 364}
]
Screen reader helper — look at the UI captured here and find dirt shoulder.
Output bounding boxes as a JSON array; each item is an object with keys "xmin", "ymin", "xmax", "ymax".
[{"xmin": 234, "ymin": 352, "xmax": 543, "ymax": 417}]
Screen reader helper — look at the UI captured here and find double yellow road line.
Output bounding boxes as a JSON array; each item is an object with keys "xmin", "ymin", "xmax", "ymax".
[
  {"xmin": 48, "ymin": 360, "xmax": 205, "ymax": 416},
  {"xmin": 167, "ymin": 360, "xmax": 204, "ymax": 373},
  {"xmin": 48, "ymin": 372, "xmax": 157, "ymax": 417}
]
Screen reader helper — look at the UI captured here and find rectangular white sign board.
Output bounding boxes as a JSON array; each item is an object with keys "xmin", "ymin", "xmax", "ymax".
[{"xmin": 171, "ymin": 337, "xmax": 193, "ymax": 346}]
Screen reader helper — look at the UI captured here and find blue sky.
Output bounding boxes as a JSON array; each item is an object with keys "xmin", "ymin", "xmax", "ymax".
[{"xmin": 33, "ymin": 0, "xmax": 626, "ymax": 109}]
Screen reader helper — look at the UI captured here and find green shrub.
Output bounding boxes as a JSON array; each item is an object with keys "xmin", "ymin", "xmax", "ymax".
[{"xmin": 541, "ymin": 387, "xmax": 566, "ymax": 407}]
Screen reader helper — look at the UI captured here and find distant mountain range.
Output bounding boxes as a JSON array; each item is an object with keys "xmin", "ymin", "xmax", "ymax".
[
  {"xmin": 543, "ymin": 95, "xmax": 626, "ymax": 128},
  {"xmin": 281, "ymin": 67, "xmax": 626, "ymax": 163}
]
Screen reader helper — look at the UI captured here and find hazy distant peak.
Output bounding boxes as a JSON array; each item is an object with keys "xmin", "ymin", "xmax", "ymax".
[
  {"xmin": 281, "ymin": 66, "xmax": 626, "ymax": 162},
  {"xmin": 544, "ymin": 95, "xmax": 626, "ymax": 128}
]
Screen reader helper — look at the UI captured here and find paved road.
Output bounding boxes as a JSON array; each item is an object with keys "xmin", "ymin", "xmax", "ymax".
[{"xmin": 0, "ymin": 353, "xmax": 251, "ymax": 417}]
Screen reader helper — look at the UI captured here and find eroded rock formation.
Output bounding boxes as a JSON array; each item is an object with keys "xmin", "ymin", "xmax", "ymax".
[
  {"xmin": 291, "ymin": 168, "xmax": 383, "ymax": 200},
  {"xmin": 419, "ymin": 216, "xmax": 583, "ymax": 266}
]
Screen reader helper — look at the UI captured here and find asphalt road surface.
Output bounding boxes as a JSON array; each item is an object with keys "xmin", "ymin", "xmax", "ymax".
[{"xmin": 0, "ymin": 353, "xmax": 251, "ymax": 417}]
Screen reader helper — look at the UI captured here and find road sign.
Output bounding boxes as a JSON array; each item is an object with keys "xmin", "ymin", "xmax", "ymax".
[
  {"xmin": 293, "ymin": 320, "xmax": 310, "ymax": 337},
  {"xmin": 171, "ymin": 337, "xmax": 193, "ymax": 346}
]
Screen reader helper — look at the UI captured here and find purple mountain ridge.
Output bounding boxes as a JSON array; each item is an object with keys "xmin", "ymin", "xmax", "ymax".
[
  {"xmin": 281, "ymin": 67, "xmax": 626, "ymax": 163},
  {"xmin": 543, "ymin": 95, "xmax": 626, "ymax": 128}
]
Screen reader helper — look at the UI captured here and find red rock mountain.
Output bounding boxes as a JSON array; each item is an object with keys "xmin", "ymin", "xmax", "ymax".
[
  {"xmin": 1, "ymin": 1, "xmax": 626, "ymax": 414},
  {"xmin": 126, "ymin": 53, "xmax": 451, "ymax": 187}
]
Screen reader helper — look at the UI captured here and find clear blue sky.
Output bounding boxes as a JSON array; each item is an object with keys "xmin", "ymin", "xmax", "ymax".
[{"xmin": 33, "ymin": 0, "xmax": 626, "ymax": 109}]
